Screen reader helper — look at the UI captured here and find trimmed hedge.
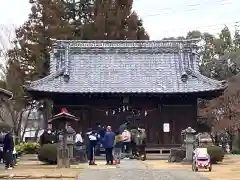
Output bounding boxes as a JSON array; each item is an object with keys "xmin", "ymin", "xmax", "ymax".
[
  {"xmin": 203, "ymin": 145, "xmax": 225, "ymax": 163},
  {"xmin": 232, "ymin": 150, "xmax": 240, "ymax": 154},
  {"xmin": 16, "ymin": 142, "xmax": 40, "ymax": 155},
  {"xmin": 168, "ymin": 145, "xmax": 225, "ymax": 163},
  {"xmin": 38, "ymin": 143, "xmax": 57, "ymax": 164}
]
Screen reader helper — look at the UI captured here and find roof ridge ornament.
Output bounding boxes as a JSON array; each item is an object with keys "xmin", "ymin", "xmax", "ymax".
[
  {"xmin": 63, "ymin": 43, "xmax": 70, "ymax": 82},
  {"xmin": 51, "ymin": 39, "xmax": 200, "ymax": 49},
  {"xmin": 181, "ymin": 72, "xmax": 188, "ymax": 82}
]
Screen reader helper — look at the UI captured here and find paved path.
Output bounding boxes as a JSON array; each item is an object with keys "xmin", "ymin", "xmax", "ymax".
[{"xmin": 78, "ymin": 160, "xmax": 209, "ymax": 180}]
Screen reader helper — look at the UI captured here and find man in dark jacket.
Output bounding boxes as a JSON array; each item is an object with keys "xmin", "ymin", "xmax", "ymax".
[
  {"xmin": 3, "ymin": 131, "xmax": 14, "ymax": 169},
  {"xmin": 103, "ymin": 126, "xmax": 115, "ymax": 165},
  {"xmin": 86, "ymin": 128, "xmax": 99, "ymax": 165},
  {"xmin": 95, "ymin": 124, "xmax": 105, "ymax": 156}
]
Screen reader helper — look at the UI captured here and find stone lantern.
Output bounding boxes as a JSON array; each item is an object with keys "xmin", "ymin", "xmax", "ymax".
[
  {"xmin": 48, "ymin": 108, "xmax": 78, "ymax": 168},
  {"xmin": 181, "ymin": 127, "xmax": 196, "ymax": 162}
]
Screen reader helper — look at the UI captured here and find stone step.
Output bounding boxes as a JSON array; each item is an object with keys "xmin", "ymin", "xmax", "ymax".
[{"xmin": 95, "ymin": 154, "xmax": 169, "ymax": 160}]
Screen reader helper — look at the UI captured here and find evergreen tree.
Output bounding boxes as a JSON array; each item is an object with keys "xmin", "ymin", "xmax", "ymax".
[
  {"xmin": 11, "ymin": 0, "xmax": 74, "ymax": 79},
  {"xmin": 83, "ymin": 0, "xmax": 149, "ymax": 40}
]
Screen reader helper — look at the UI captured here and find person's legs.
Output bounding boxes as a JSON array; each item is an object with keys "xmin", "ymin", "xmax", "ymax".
[
  {"xmin": 122, "ymin": 142, "xmax": 125, "ymax": 153},
  {"xmin": 88, "ymin": 145, "xmax": 94, "ymax": 165},
  {"xmin": 0, "ymin": 151, "xmax": 3, "ymax": 163},
  {"xmin": 139, "ymin": 145, "xmax": 146, "ymax": 160},
  {"xmin": 109, "ymin": 148, "xmax": 113, "ymax": 164},
  {"xmin": 105, "ymin": 148, "xmax": 110, "ymax": 164},
  {"xmin": 131, "ymin": 141, "xmax": 136, "ymax": 157},
  {"xmin": 95, "ymin": 143, "xmax": 100, "ymax": 156},
  {"xmin": 4, "ymin": 152, "xmax": 9, "ymax": 168},
  {"xmin": 125, "ymin": 142, "xmax": 130, "ymax": 157},
  {"xmin": 92, "ymin": 146, "xmax": 96, "ymax": 164},
  {"xmin": 5, "ymin": 151, "xmax": 12, "ymax": 169},
  {"xmin": 12, "ymin": 154, "xmax": 16, "ymax": 166},
  {"xmin": 114, "ymin": 148, "xmax": 121, "ymax": 160}
]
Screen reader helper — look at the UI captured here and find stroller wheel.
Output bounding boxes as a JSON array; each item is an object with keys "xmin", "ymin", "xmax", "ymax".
[{"xmin": 209, "ymin": 165, "xmax": 212, "ymax": 172}]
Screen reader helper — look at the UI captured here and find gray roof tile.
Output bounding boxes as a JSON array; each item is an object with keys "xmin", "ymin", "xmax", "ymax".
[{"xmin": 27, "ymin": 40, "xmax": 225, "ymax": 93}]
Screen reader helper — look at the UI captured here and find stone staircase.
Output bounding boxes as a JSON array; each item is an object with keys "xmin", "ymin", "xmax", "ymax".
[
  {"xmin": 97, "ymin": 148, "xmax": 172, "ymax": 160},
  {"xmin": 145, "ymin": 148, "xmax": 171, "ymax": 160}
]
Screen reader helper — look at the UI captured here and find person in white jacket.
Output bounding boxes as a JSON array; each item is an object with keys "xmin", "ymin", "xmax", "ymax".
[{"xmin": 121, "ymin": 128, "xmax": 131, "ymax": 158}]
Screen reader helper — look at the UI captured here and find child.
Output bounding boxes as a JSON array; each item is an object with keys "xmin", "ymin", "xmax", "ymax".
[
  {"xmin": 12, "ymin": 146, "xmax": 16, "ymax": 166},
  {"xmin": 114, "ymin": 131, "xmax": 122, "ymax": 164}
]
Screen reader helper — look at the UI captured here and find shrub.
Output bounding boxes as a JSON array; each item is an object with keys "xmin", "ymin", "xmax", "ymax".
[
  {"xmin": 232, "ymin": 150, "xmax": 240, "ymax": 154},
  {"xmin": 16, "ymin": 142, "xmax": 40, "ymax": 155},
  {"xmin": 168, "ymin": 148, "xmax": 185, "ymax": 162},
  {"xmin": 202, "ymin": 145, "xmax": 225, "ymax": 163},
  {"xmin": 38, "ymin": 143, "xmax": 57, "ymax": 164},
  {"xmin": 169, "ymin": 145, "xmax": 225, "ymax": 163}
]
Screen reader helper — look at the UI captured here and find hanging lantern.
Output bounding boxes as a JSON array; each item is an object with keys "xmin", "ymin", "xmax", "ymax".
[
  {"xmin": 106, "ymin": 111, "xmax": 108, "ymax": 116},
  {"xmin": 137, "ymin": 110, "xmax": 140, "ymax": 116},
  {"xmin": 144, "ymin": 111, "xmax": 148, "ymax": 116},
  {"xmin": 113, "ymin": 110, "xmax": 115, "ymax": 115}
]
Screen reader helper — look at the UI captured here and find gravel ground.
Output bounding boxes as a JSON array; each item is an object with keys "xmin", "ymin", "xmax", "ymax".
[{"xmin": 78, "ymin": 160, "xmax": 209, "ymax": 180}]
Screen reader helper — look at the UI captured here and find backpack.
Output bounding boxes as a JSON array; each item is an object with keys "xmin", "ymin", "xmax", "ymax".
[
  {"xmin": 131, "ymin": 129, "xmax": 138, "ymax": 141},
  {"xmin": 135, "ymin": 132, "xmax": 143, "ymax": 145}
]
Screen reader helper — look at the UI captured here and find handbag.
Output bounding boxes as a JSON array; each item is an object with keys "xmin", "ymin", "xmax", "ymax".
[{"xmin": 76, "ymin": 141, "xmax": 83, "ymax": 146}]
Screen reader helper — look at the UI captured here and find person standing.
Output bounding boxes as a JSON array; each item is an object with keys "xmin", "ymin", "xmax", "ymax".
[
  {"xmin": 86, "ymin": 129, "xmax": 99, "ymax": 165},
  {"xmin": 3, "ymin": 131, "xmax": 14, "ymax": 169},
  {"xmin": 12, "ymin": 146, "xmax": 16, "ymax": 166},
  {"xmin": 75, "ymin": 131, "xmax": 84, "ymax": 162},
  {"xmin": 130, "ymin": 125, "xmax": 138, "ymax": 158},
  {"xmin": 135, "ymin": 127, "xmax": 147, "ymax": 161},
  {"xmin": 114, "ymin": 131, "xmax": 122, "ymax": 164},
  {"xmin": 95, "ymin": 124, "xmax": 104, "ymax": 156},
  {"xmin": 103, "ymin": 126, "xmax": 115, "ymax": 165},
  {"xmin": 121, "ymin": 128, "xmax": 131, "ymax": 158}
]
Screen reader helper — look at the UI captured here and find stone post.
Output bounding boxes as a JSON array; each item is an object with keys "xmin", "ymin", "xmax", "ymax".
[
  {"xmin": 57, "ymin": 129, "xmax": 70, "ymax": 168},
  {"xmin": 66, "ymin": 126, "xmax": 76, "ymax": 163},
  {"xmin": 182, "ymin": 127, "xmax": 196, "ymax": 162}
]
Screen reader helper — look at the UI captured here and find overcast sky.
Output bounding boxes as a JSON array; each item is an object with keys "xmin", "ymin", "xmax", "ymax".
[{"xmin": 0, "ymin": 0, "xmax": 239, "ymax": 40}]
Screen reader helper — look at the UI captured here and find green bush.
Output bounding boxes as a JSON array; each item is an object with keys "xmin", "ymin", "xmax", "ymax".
[
  {"xmin": 168, "ymin": 148, "xmax": 185, "ymax": 162},
  {"xmin": 38, "ymin": 143, "xmax": 57, "ymax": 164},
  {"xmin": 16, "ymin": 142, "xmax": 40, "ymax": 155},
  {"xmin": 203, "ymin": 145, "xmax": 225, "ymax": 163},
  {"xmin": 232, "ymin": 150, "xmax": 240, "ymax": 154},
  {"xmin": 169, "ymin": 145, "xmax": 225, "ymax": 163}
]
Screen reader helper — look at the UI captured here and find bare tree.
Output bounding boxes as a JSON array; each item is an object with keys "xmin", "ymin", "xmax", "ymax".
[{"xmin": 0, "ymin": 97, "xmax": 38, "ymax": 143}]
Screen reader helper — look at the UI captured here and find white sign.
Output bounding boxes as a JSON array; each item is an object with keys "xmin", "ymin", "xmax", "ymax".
[{"xmin": 163, "ymin": 123, "xmax": 170, "ymax": 132}]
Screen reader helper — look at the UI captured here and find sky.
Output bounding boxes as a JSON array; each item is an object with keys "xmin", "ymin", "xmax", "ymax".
[{"xmin": 0, "ymin": 0, "xmax": 239, "ymax": 41}]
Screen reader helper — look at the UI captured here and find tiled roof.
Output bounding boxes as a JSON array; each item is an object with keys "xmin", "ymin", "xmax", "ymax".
[{"xmin": 27, "ymin": 40, "xmax": 225, "ymax": 93}]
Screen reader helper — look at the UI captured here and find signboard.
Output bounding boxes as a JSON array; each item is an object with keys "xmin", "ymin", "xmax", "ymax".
[{"xmin": 163, "ymin": 123, "xmax": 170, "ymax": 132}]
